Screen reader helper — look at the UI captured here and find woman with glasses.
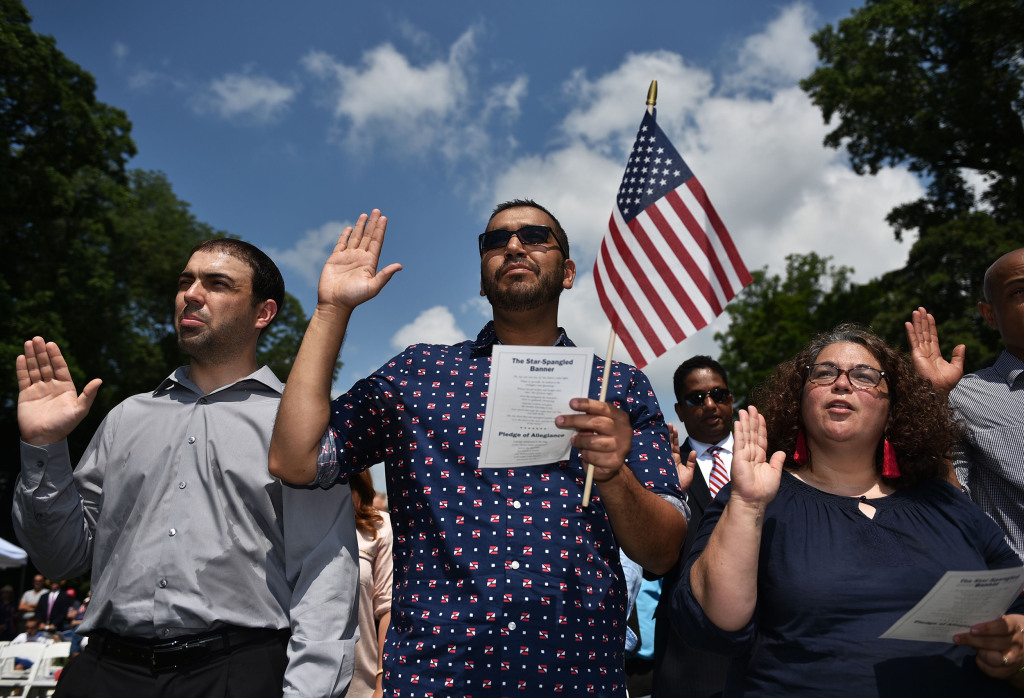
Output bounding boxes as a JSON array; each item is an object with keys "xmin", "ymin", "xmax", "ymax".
[{"xmin": 674, "ymin": 324, "xmax": 1024, "ymax": 696}]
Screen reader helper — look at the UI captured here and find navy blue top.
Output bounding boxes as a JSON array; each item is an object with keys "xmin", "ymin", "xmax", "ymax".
[{"xmin": 676, "ymin": 470, "xmax": 1024, "ymax": 696}]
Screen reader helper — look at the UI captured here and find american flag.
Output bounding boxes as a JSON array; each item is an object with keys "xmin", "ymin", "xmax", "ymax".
[{"xmin": 594, "ymin": 109, "xmax": 752, "ymax": 368}]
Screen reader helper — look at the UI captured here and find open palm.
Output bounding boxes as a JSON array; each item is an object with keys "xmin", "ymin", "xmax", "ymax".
[
  {"xmin": 318, "ymin": 209, "xmax": 403, "ymax": 311},
  {"xmin": 729, "ymin": 406, "xmax": 784, "ymax": 507},
  {"xmin": 17, "ymin": 337, "xmax": 101, "ymax": 446},
  {"xmin": 905, "ymin": 306, "xmax": 964, "ymax": 393}
]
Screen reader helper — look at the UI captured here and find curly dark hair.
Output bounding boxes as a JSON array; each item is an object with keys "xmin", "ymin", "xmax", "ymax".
[{"xmin": 751, "ymin": 323, "xmax": 959, "ymax": 488}]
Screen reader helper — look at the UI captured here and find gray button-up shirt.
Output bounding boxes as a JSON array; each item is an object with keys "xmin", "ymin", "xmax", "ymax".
[
  {"xmin": 13, "ymin": 366, "xmax": 359, "ymax": 697},
  {"xmin": 951, "ymin": 350, "xmax": 1024, "ymax": 561}
]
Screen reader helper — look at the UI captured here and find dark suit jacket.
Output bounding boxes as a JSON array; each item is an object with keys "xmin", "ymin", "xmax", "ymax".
[
  {"xmin": 34, "ymin": 590, "xmax": 74, "ymax": 631},
  {"xmin": 651, "ymin": 438, "xmax": 731, "ymax": 698}
]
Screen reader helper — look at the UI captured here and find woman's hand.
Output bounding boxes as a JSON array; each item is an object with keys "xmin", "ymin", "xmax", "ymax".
[
  {"xmin": 955, "ymin": 613, "xmax": 1024, "ymax": 684},
  {"xmin": 729, "ymin": 406, "xmax": 785, "ymax": 511}
]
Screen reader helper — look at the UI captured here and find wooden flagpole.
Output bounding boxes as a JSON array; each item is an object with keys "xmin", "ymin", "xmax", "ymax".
[{"xmin": 582, "ymin": 80, "xmax": 658, "ymax": 508}]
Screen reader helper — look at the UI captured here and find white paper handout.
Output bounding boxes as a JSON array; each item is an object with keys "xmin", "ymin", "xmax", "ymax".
[
  {"xmin": 478, "ymin": 345, "xmax": 594, "ymax": 468},
  {"xmin": 880, "ymin": 567, "xmax": 1024, "ymax": 642}
]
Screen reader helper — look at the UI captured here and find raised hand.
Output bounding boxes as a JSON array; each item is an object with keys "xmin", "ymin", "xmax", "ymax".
[
  {"xmin": 905, "ymin": 306, "xmax": 964, "ymax": 394},
  {"xmin": 667, "ymin": 422, "xmax": 696, "ymax": 492},
  {"xmin": 16, "ymin": 337, "xmax": 102, "ymax": 446},
  {"xmin": 729, "ymin": 406, "xmax": 784, "ymax": 509},
  {"xmin": 317, "ymin": 210, "xmax": 403, "ymax": 312}
]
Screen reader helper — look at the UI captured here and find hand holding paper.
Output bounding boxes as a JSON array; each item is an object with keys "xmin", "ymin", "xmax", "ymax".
[
  {"xmin": 555, "ymin": 398, "xmax": 632, "ymax": 483},
  {"xmin": 955, "ymin": 612, "xmax": 1024, "ymax": 683}
]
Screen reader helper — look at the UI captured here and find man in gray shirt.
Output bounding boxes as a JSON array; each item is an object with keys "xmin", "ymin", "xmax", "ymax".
[
  {"xmin": 907, "ymin": 247, "xmax": 1024, "ymax": 559},
  {"xmin": 13, "ymin": 239, "xmax": 359, "ymax": 698}
]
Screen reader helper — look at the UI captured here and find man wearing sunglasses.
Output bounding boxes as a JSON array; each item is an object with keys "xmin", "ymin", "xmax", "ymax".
[
  {"xmin": 269, "ymin": 199, "xmax": 687, "ymax": 697},
  {"xmin": 650, "ymin": 355, "xmax": 735, "ymax": 698}
]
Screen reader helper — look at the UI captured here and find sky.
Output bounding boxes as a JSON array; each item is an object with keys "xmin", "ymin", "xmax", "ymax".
[{"xmin": 23, "ymin": 1, "xmax": 921, "ymax": 475}]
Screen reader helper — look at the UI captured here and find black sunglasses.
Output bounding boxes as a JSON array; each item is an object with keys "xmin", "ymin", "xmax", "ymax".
[
  {"xmin": 478, "ymin": 225, "xmax": 567, "ymax": 258},
  {"xmin": 682, "ymin": 388, "xmax": 733, "ymax": 406}
]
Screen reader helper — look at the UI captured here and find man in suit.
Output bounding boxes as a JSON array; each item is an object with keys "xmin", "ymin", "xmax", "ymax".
[
  {"xmin": 35, "ymin": 580, "xmax": 74, "ymax": 633},
  {"xmin": 651, "ymin": 355, "xmax": 735, "ymax": 697}
]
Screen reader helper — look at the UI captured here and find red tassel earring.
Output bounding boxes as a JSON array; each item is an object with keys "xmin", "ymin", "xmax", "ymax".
[
  {"xmin": 793, "ymin": 430, "xmax": 808, "ymax": 465},
  {"xmin": 882, "ymin": 438, "xmax": 901, "ymax": 478}
]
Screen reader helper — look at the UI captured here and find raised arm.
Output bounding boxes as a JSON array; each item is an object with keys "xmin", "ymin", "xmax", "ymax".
[
  {"xmin": 268, "ymin": 210, "xmax": 401, "ymax": 485},
  {"xmin": 557, "ymin": 398, "xmax": 687, "ymax": 575},
  {"xmin": 905, "ymin": 306, "xmax": 965, "ymax": 394},
  {"xmin": 14, "ymin": 338, "xmax": 104, "ymax": 579},
  {"xmin": 17, "ymin": 337, "xmax": 102, "ymax": 446},
  {"xmin": 688, "ymin": 407, "xmax": 784, "ymax": 631}
]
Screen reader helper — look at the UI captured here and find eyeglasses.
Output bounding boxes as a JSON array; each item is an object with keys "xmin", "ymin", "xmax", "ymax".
[
  {"xmin": 682, "ymin": 388, "xmax": 733, "ymax": 406},
  {"xmin": 478, "ymin": 225, "xmax": 566, "ymax": 258},
  {"xmin": 805, "ymin": 363, "xmax": 886, "ymax": 390}
]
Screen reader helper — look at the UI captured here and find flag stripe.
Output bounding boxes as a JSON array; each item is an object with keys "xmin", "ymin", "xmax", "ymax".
[
  {"xmin": 594, "ymin": 237, "xmax": 656, "ymax": 364},
  {"xmin": 597, "ymin": 239, "xmax": 667, "ymax": 359}
]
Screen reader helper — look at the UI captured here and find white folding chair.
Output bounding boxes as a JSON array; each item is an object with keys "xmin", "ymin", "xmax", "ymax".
[
  {"xmin": 0, "ymin": 642, "xmax": 47, "ymax": 696},
  {"xmin": 25, "ymin": 642, "xmax": 71, "ymax": 697}
]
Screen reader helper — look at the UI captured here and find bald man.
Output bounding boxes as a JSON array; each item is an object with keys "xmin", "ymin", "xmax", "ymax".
[{"xmin": 907, "ymin": 248, "xmax": 1024, "ymax": 560}]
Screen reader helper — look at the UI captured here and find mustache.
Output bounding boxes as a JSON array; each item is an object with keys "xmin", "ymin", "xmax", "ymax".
[{"xmin": 494, "ymin": 256, "xmax": 540, "ymax": 280}]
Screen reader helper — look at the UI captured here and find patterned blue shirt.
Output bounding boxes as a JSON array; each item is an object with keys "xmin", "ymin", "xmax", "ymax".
[
  {"xmin": 317, "ymin": 322, "xmax": 683, "ymax": 697},
  {"xmin": 951, "ymin": 350, "xmax": 1024, "ymax": 560}
]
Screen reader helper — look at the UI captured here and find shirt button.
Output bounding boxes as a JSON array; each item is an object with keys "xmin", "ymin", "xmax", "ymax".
[
  {"xmin": 510, "ymin": 561, "xmax": 520, "ymax": 570},
  {"xmin": 161, "ymin": 628, "xmax": 171, "ymax": 637},
  {"xmin": 158, "ymin": 579, "xmax": 168, "ymax": 588},
  {"xmin": 512, "ymin": 501, "xmax": 521, "ymax": 509},
  {"xmin": 179, "ymin": 481, "xmax": 187, "ymax": 489},
  {"xmin": 168, "ymin": 529, "xmax": 176, "ymax": 537},
  {"xmin": 35, "ymin": 460, "xmax": 44, "ymax": 468},
  {"xmin": 507, "ymin": 621, "xmax": 517, "ymax": 631},
  {"xmin": 187, "ymin": 436, "xmax": 196, "ymax": 444},
  {"xmin": 199, "ymin": 397, "xmax": 207, "ymax": 404}
]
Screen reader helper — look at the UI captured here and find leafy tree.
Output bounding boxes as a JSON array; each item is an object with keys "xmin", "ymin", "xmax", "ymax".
[
  {"xmin": 715, "ymin": 252, "xmax": 875, "ymax": 403},
  {"xmin": 868, "ymin": 213, "xmax": 1022, "ymax": 369},
  {"xmin": 800, "ymin": 0, "xmax": 1024, "ymax": 238},
  {"xmin": 0, "ymin": 3, "xmax": 325, "ymax": 551}
]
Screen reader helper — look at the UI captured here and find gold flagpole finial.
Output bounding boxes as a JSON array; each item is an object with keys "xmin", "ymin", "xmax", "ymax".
[{"xmin": 646, "ymin": 80, "xmax": 658, "ymax": 107}]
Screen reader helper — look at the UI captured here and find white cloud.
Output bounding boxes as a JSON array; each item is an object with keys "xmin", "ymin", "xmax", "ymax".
[
  {"xmin": 266, "ymin": 221, "xmax": 343, "ymax": 287},
  {"xmin": 560, "ymin": 52, "xmax": 713, "ymax": 150},
  {"xmin": 112, "ymin": 42, "xmax": 129, "ymax": 63},
  {"xmin": 484, "ymin": 76, "xmax": 529, "ymax": 122},
  {"xmin": 302, "ymin": 26, "xmax": 483, "ymax": 153},
  {"xmin": 196, "ymin": 72, "xmax": 298, "ymax": 123},
  {"xmin": 726, "ymin": 2, "xmax": 820, "ymax": 92},
  {"xmin": 391, "ymin": 306, "xmax": 467, "ymax": 350}
]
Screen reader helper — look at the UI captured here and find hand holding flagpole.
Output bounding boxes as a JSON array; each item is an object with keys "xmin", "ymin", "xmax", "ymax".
[{"xmin": 581, "ymin": 81, "xmax": 660, "ymax": 507}]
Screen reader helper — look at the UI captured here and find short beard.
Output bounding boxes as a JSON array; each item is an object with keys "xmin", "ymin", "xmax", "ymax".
[
  {"xmin": 175, "ymin": 308, "xmax": 252, "ymax": 366},
  {"xmin": 481, "ymin": 257, "xmax": 565, "ymax": 312}
]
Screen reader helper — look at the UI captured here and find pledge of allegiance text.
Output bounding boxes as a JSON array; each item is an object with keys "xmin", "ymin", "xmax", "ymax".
[{"xmin": 478, "ymin": 345, "xmax": 594, "ymax": 468}]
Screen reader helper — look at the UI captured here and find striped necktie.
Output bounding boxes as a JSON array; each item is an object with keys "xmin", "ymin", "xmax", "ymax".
[{"xmin": 707, "ymin": 446, "xmax": 729, "ymax": 497}]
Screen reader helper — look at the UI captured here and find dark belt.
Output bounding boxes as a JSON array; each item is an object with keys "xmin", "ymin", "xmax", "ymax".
[{"xmin": 88, "ymin": 626, "xmax": 288, "ymax": 673}]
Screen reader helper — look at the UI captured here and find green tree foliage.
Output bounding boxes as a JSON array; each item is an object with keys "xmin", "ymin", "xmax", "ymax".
[
  {"xmin": 868, "ymin": 213, "xmax": 1022, "ymax": 370},
  {"xmin": 800, "ymin": 0, "xmax": 1024, "ymax": 238},
  {"xmin": 1, "ymin": 3, "xmax": 323, "ymax": 508},
  {"xmin": 715, "ymin": 253, "xmax": 876, "ymax": 403}
]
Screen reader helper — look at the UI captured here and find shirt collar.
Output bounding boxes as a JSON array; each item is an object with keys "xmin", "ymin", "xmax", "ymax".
[
  {"xmin": 471, "ymin": 321, "xmax": 574, "ymax": 355},
  {"xmin": 686, "ymin": 432, "xmax": 734, "ymax": 457},
  {"xmin": 156, "ymin": 364, "xmax": 284, "ymax": 397},
  {"xmin": 992, "ymin": 351, "xmax": 1024, "ymax": 389}
]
